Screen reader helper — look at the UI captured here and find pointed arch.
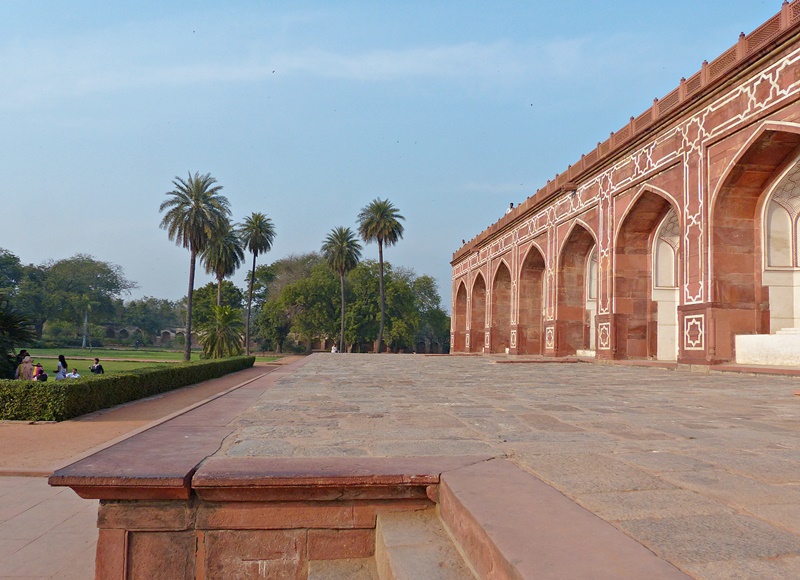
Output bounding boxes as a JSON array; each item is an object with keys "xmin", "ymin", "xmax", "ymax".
[
  {"xmin": 614, "ymin": 188, "xmax": 679, "ymax": 359},
  {"xmin": 518, "ymin": 244, "xmax": 546, "ymax": 355},
  {"xmin": 490, "ymin": 261, "xmax": 512, "ymax": 353},
  {"xmin": 652, "ymin": 208, "xmax": 681, "ymax": 360},
  {"xmin": 709, "ymin": 125, "xmax": 800, "ymax": 359},
  {"xmin": 453, "ymin": 280, "xmax": 468, "ymax": 352},
  {"xmin": 470, "ymin": 273, "xmax": 487, "ymax": 353},
  {"xmin": 556, "ymin": 222, "xmax": 597, "ymax": 355},
  {"xmin": 758, "ymin": 150, "xmax": 800, "ymax": 332}
]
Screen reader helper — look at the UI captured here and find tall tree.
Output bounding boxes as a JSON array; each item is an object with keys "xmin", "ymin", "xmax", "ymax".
[
  {"xmin": 279, "ymin": 264, "xmax": 339, "ymax": 351},
  {"xmin": 0, "ymin": 249, "xmax": 22, "ymax": 293},
  {"xmin": 45, "ymin": 254, "xmax": 136, "ymax": 348},
  {"xmin": 201, "ymin": 223, "xmax": 245, "ymax": 306},
  {"xmin": 13, "ymin": 264, "xmax": 49, "ymax": 338},
  {"xmin": 238, "ymin": 212, "xmax": 276, "ymax": 355},
  {"xmin": 321, "ymin": 227, "xmax": 362, "ymax": 352},
  {"xmin": 0, "ymin": 292, "xmax": 35, "ymax": 378},
  {"xmin": 257, "ymin": 300, "xmax": 292, "ymax": 353},
  {"xmin": 357, "ymin": 198, "xmax": 405, "ymax": 352},
  {"xmin": 159, "ymin": 171, "xmax": 231, "ymax": 361},
  {"xmin": 190, "ymin": 281, "xmax": 244, "ymax": 329},
  {"xmin": 412, "ymin": 275, "xmax": 451, "ymax": 353}
]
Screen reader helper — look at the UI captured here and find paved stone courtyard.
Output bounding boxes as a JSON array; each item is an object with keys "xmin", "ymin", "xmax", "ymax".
[{"xmin": 218, "ymin": 355, "xmax": 800, "ymax": 578}]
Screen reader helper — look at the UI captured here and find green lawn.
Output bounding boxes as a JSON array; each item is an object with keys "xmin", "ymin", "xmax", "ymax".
[
  {"xmin": 24, "ymin": 348, "xmax": 187, "ymax": 361},
  {"xmin": 27, "ymin": 348, "xmax": 282, "ymax": 363},
  {"xmin": 24, "ymin": 347, "xmax": 280, "ymax": 368},
  {"xmin": 25, "ymin": 359, "xmax": 171, "ymax": 376},
  {"xmin": 71, "ymin": 360, "xmax": 172, "ymax": 374}
]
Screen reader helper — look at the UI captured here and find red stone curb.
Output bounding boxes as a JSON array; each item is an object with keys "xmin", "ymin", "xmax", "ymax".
[
  {"xmin": 439, "ymin": 459, "xmax": 690, "ymax": 579},
  {"xmin": 49, "ymin": 358, "xmax": 314, "ymax": 499}
]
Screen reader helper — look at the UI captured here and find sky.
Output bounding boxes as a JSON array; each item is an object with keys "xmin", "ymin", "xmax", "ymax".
[{"xmin": 0, "ymin": 0, "xmax": 783, "ymax": 311}]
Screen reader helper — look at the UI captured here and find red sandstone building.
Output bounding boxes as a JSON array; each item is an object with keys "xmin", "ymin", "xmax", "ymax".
[{"xmin": 451, "ymin": 2, "xmax": 800, "ymax": 367}]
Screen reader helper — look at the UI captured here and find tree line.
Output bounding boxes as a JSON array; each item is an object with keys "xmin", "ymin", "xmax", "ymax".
[
  {"xmin": 0, "ymin": 171, "xmax": 450, "ymax": 373},
  {"xmin": 250, "ymin": 253, "xmax": 449, "ymax": 354}
]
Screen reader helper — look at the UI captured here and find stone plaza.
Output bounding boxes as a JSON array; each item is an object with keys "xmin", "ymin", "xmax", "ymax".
[{"xmin": 51, "ymin": 355, "xmax": 800, "ymax": 578}]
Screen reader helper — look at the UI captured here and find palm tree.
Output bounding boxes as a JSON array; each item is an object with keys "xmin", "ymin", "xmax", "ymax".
[
  {"xmin": 196, "ymin": 305, "xmax": 244, "ymax": 358},
  {"xmin": 357, "ymin": 198, "xmax": 405, "ymax": 353},
  {"xmin": 321, "ymin": 227, "xmax": 362, "ymax": 353},
  {"xmin": 238, "ymin": 212, "xmax": 276, "ymax": 355},
  {"xmin": 159, "ymin": 172, "xmax": 231, "ymax": 361},
  {"xmin": 201, "ymin": 223, "xmax": 245, "ymax": 307}
]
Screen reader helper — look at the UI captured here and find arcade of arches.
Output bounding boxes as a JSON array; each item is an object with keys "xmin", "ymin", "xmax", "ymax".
[{"xmin": 451, "ymin": 7, "xmax": 800, "ymax": 366}]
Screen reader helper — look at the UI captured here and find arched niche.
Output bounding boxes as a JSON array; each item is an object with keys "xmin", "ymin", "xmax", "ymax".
[
  {"xmin": 453, "ymin": 282, "xmax": 468, "ymax": 352},
  {"xmin": 652, "ymin": 208, "xmax": 679, "ymax": 360},
  {"xmin": 586, "ymin": 247, "xmax": 598, "ymax": 350},
  {"xmin": 470, "ymin": 274, "xmax": 487, "ymax": 353},
  {"xmin": 762, "ymin": 157, "xmax": 800, "ymax": 331},
  {"xmin": 518, "ymin": 246, "xmax": 545, "ymax": 355},
  {"xmin": 490, "ymin": 262, "xmax": 512, "ymax": 353},
  {"xmin": 711, "ymin": 128, "xmax": 800, "ymax": 327},
  {"xmin": 557, "ymin": 224, "xmax": 596, "ymax": 355},
  {"xmin": 615, "ymin": 190, "xmax": 676, "ymax": 359}
]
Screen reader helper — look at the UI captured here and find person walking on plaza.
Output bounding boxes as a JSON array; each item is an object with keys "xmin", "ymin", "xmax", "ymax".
[
  {"xmin": 55, "ymin": 355, "xmax": 68, "ymax": 380},
  {"xmin": 90, "ymin": 358, "xmax": 104, "ymax": 374}
]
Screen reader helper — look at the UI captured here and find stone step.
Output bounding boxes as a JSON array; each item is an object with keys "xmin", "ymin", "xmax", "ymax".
[
  {"xmin": 375, "ymin": 508, "xmax": 476, "ymax": 579},
  {"xmin": 439, "ymin": 459, "xmax": 689, "ymax": 579},
  {"xmin": 308, "ymin": 557, "xmax": 379, "ymax": 579}
]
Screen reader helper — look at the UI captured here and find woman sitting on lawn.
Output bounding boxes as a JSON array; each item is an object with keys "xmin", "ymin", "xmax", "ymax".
[{"xmin": 17, "ymin": 356, "xmax": 34, "ymax": 380}]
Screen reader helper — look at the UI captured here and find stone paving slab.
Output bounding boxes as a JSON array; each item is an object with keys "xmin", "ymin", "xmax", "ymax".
[
  {"xmin": 0, "ymin": 477, "xmax": 98, "ymax": 580},
  {"xmin": 217, "ymin": 354, "xmax": 800, "ymax": 578}
]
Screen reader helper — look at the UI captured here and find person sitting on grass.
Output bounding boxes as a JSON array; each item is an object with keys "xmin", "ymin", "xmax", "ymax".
[
  {"xmin": 90, "ymin": 358, "xmax": 104, "ymax": 374},
  {"xmin": 66, "ymin": 368, "xmax": 80, "ymax": 378},
  {"xmin": 17, "ymin": 355, "xmax": 34, "ymax": 380},
  {"xmin": 33, "ymin": 363, "xmax": 48, "ymax": 381}
]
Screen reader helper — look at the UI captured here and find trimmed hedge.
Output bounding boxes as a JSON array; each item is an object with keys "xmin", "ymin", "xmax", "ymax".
[{"xmin": 0, "ymin": 356, "xmax": 255, "ymax": 422}]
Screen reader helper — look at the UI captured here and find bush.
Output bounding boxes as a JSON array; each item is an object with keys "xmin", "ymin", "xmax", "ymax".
[{"xmin": 0, "ymin": 356, "xmax": 255, "ymax": 421}]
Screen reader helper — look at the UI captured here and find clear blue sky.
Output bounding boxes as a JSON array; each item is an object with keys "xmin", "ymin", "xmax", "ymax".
[{"xmin": 0, "ymin": 1, "xmax": 782, "ymax": 310}]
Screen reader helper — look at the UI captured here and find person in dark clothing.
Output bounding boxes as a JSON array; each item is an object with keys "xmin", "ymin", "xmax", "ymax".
[{"xmin": 90, "ymin": 358, "xmax": 105, "ymax": 374}]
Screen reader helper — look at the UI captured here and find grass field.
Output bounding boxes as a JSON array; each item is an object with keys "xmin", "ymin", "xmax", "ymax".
[
  {"xmin": 67, "ymin": 360, "xmax": 172, "ymax": 374},
  {"xmin": 23, "ymin": 348, "xmax": 281, "ymax": 367},
  {"xmin": 26, "ymin": 348, "xmax": 186, "ymax": 361}
]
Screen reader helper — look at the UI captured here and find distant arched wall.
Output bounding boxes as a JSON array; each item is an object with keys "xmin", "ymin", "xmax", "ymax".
[
  {"xmin": 470, "ymin": 274, "xmax": 487, "ymax": 352},
  {"xmin": 453, "ymin": 282, "xmax": 468, "ymax": 352},
  {"xmin": 491, "ymin": 262, "xmax": 512, "ymax": 353},
  {"xmin": 518, "ymin": 245, "xmax": 545, "ymax": 355}
]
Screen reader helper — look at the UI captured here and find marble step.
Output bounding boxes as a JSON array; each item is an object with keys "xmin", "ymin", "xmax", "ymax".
[{"xmin": 375, "ymin": 508, "xmax": 475, "ymax": 579}]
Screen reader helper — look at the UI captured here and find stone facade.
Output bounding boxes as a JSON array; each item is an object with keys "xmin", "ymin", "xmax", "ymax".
[{"xmin": 451, "ymin": 2, "xmax": 800, "ymax": 365}]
